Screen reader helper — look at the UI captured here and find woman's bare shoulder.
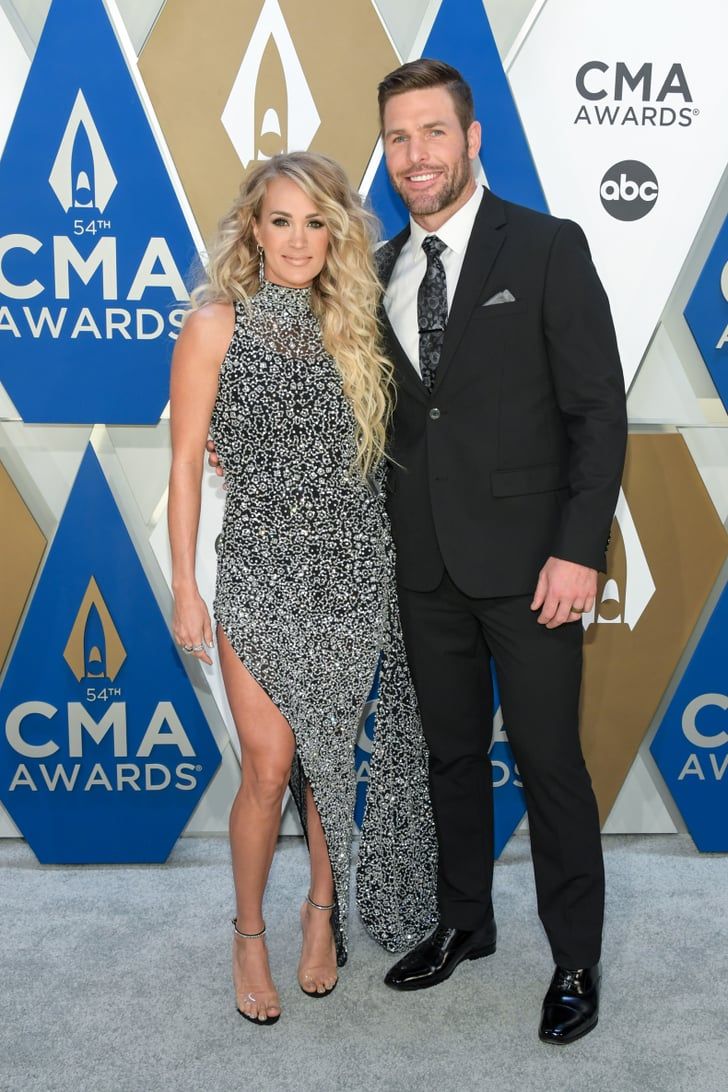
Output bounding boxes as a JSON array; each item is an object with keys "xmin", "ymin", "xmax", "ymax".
[
  {"xmin": 178, "ymin": 302, "xmax": 236, "ymax": 362},
  {"xmin": 184, "ymin": 301, "xmax": 236, "ymax": 336}
]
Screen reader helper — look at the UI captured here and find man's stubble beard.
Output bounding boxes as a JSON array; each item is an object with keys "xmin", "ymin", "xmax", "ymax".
[{"xmin": 390, "ymin": 146, "xmax": 473, "ymax": 218}]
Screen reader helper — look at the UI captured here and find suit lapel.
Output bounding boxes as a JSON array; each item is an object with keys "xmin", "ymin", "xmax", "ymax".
[
  {"xmin": 376, "ymin": 233, "xmax": 404, "ymax": 287},
  {"xmin": 377, "ymin": 230, "xmax": 429, "ymax": 405},
  {"xmin": 431, "ymin": 189, "xmax": 507, "ymax": 396}
]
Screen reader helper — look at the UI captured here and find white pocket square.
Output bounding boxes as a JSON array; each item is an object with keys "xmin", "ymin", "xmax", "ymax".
[{"xmin": 483, "ymin": 289, "xmax": 516, "ymax": 306}]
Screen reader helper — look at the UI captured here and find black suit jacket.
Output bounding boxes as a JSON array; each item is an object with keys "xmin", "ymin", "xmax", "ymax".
[{"xmin": 378, "ymin": 187, "xmax": 627, "ymax": 598}]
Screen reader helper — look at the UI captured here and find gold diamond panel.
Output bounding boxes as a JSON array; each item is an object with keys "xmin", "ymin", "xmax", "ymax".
[
  {"xmin": 580, "ymin": 434, "xmax": 728, "ymax": 823},
  {"xmin": 139, "ymin": 0, "xmax": 398, "ymax": 242},
  {"xmin": 0, "ymin": 464, "xmax": 46, "ymax": 671}
]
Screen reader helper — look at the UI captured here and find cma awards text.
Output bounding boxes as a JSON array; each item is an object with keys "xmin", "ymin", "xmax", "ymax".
[
  {"xmin": 0, "ymin": 232, "xmax": 187, "ymax": 341},
  {"xmin": 678, "ymin": 693, "xmax": 728, "ymax": 783},
  {"xmin": 574, "ymin": 61, "xmax": 697, "ymax": 127},
  {"xmin": 5, "ymin": 698, "xmax": 202, "ymax": 793}
]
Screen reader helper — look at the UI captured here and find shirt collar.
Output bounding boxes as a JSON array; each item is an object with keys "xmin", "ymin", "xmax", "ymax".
[{"xmin": 408, "ymin": 184, "xmax": 484, "ymax": 259}]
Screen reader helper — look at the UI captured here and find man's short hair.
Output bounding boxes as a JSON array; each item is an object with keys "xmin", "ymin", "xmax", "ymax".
[{"xmin": 377, "ymin": 58, "xmax": 475, "ymax": 135}]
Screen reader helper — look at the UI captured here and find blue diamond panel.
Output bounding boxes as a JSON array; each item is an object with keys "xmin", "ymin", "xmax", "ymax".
[
  {"xmin": 0, "ymin": 445, "xmax": 220, "ymax": 863},
  {"xmin": 354, "ymin": 660, "xmax": 525, "ymax": 858},
  {"xmin": 651, "ymin": 584, "xmax": 728, "ymax": 853},
  {"xmin": 685, "ymin": 214, "xmax": 728, "ymax": 414},
  {"xmin": 490, "ymin": 668, "xmax": 526, "ymax": 857},
  {"xmin": 354, "ymin": 660, "xmax": 380, "ymax": 830},
  {"xmin": 0, "ymin": 0, "xmax": 198, "ymax": 424},
  {"xmin": 366, "ymin": 0, "xmax": 548, "ymax": 238}
]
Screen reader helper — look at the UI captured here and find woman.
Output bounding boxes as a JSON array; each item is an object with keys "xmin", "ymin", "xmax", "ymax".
[{"xmin": 168, "ymin": 151, "xmax": 436, "ymax": 1026}]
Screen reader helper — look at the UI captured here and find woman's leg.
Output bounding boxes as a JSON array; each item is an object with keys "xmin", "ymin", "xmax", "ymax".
[
  {"xmin": 219, "ymin": 628, "xmax": 295, "ymax": 1021},
  {"xmin": 298, "ymin": 783, "xmax": 338, "ymax": 994}
]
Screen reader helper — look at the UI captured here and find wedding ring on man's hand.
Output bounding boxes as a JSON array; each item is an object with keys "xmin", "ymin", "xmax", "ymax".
[{"xmin": 571, "ymin": 607, "xmax": 584, "ymax": 614}]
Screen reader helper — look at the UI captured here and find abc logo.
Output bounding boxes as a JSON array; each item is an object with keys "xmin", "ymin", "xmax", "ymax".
[{"xmin": 600, "ymin": 160, "xmax": 659, "ymax": 221}]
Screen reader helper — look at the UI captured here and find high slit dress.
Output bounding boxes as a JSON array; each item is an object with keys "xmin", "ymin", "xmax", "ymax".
[{"xmin": 209, "ymin": 281, "xmax": 437, "ymax": 963}]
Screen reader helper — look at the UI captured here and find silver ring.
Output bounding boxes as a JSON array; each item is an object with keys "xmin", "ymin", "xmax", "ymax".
[
  {"xmin": 192, "ymin": 642, "xmax": 205, "ymax": 652},
  {"xmin": 182, "ymin": 644, "xmax": 194, "ymax": 653}
]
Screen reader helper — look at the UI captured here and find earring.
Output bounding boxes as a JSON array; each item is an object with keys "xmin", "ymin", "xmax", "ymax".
[{"xmin": 256, "ymin": 243, "xmax": 265, "ymax": 287}]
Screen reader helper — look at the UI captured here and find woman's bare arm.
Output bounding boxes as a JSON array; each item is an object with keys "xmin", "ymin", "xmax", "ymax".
[{"xmin": 168, "ymin": 302, "xmax": 235, "ymax": 663}]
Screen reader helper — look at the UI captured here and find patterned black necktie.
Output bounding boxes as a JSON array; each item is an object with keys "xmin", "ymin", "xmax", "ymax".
[{"xmin": 417, "ymin": 235, "xmax": 448, "ymax": 390}]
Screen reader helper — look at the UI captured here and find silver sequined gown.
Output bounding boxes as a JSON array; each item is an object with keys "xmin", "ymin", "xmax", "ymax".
[{"xmin": 209, "ymin": 281, "xmax": 437, "ymax": 963}]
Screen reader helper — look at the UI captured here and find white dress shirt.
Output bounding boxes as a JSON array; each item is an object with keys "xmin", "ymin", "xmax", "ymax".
[{"xmin": 383, "ymin": 185, "xmax": 484, "ymax": 376}]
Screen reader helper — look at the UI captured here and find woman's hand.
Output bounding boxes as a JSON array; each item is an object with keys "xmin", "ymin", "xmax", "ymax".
[
  {"xmin": 172, "ymin": 587, "xmax": 215, "ymax": 665},
  {"xmin": 206, "ymin": 438, "xmax": 225, "ymax": 477}
]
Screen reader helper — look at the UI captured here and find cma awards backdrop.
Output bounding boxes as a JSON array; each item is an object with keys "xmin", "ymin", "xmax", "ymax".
[{"xmin": 0, "ymin": 0, "xmax": 727, "ymax": 863}]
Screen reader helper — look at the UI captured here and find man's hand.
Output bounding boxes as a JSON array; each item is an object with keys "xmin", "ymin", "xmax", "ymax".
[
  {"xmin": 530, "ymin": 556, "xmax": 597, "ymax": 629},
  {"xmin": 206, "ymin": 438, "xmax": 224, "ymax": 477}
]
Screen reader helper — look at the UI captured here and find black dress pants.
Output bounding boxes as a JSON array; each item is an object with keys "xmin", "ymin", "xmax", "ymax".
[{"xmin": 397, "ymin": 571, "xmax": 604, "ymax": 968}]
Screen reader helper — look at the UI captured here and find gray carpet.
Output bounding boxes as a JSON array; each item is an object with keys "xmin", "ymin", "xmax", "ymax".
[{"xmin": 1, "ymin": 834, "xmax": 726, "ymax": 1092}]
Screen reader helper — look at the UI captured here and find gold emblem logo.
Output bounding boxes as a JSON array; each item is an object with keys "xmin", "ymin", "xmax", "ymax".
[
  {"xmin": 582, "ymin": 488, "xmax": 655, "ymax": 631},
  {"xmin": 221, "ymin": 0, "xmax": 321, "ymax": 168},
  {"xmin": 62, "ymin": 576, "xmax": 126, "ymax": 682}
]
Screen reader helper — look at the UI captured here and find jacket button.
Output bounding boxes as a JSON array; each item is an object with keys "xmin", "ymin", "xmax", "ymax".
[{"xmin": 429, "ymin": 407, "xmax": 441, "ymax": 420}]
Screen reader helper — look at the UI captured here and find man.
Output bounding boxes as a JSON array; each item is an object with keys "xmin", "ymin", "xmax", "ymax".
[{"xmin": 375, "ymin": 59, "xmax": 626, "ymax": 1045}]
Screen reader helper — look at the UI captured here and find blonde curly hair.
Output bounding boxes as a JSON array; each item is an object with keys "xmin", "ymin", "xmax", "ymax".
[{"xmin": 191, "ymin": 151, "xmax": 393, "ymax": 479}]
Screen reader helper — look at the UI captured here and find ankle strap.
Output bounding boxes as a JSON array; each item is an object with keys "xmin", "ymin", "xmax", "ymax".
[
  {"xmin": 232, "ymin": 917, "xmax": 266, "ymax": 939},
  {"xmin": 306, "ymin": 893, "xmax": 336, "ymax": 912}
]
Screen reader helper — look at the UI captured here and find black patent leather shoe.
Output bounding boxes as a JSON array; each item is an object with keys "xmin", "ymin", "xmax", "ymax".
[
  {"xmin": 539, "ymin": 964, "xmax": 600, "ymax": 1044},
  {"xmin": 384, "ymin": 922, "xmax": 496, "ymax": 992}
]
